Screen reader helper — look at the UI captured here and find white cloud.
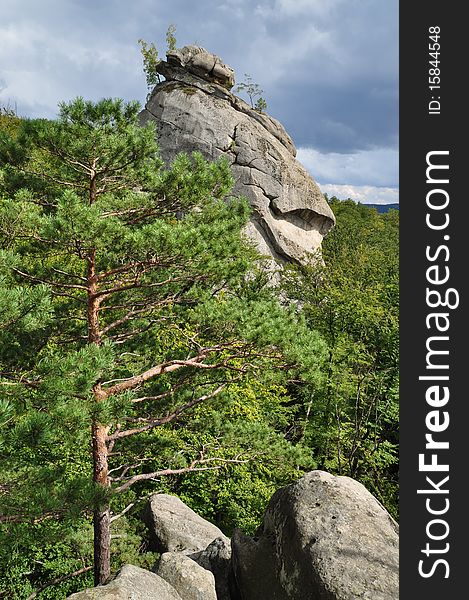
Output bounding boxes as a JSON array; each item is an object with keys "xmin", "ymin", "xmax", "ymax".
[
  {"xmin": 0, "ymin": 0, "xmax": 397, "ymax": 181},
  {"xmin": 217, "ymin": 0, "xmax": 246, "ymax": 18},
  {"xmin": 319, "ymin": 183, "xmax": 399, "ymax": 205},
  {"xmin": 0, "ymin": 19, "xmax": 145, "ymax": 118},
  {"xmin": 255, "ymin": 0, "xmax": 344, "ymax": 19},
  {"xmin": 296, "ymin": 145, "xmax": 399, "ymax": 205},
  {"xmin": 239, "ymin": 20, "xmax": 341, "ymax": 88},
  {"xmin": 296, "ymin": 146, "xmax": 398, "ymax": 188}
]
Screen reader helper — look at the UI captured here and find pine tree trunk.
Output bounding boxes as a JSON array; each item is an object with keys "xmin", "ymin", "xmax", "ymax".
[
  {"xmin": 93, "ymin": 505, "xmax": 111, "ymax": 586},
  {"xmin": 87, "ymin": 248, "xmax": 111, "ymax": 585},
  {"xmin": 92, "ymin": 420, "xmax": 111, "ymax": 585}
]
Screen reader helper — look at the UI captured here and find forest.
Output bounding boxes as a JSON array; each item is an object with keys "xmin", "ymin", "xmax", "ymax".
[{"xmin": 0, "ymin": 101, "xmax": 398, "ymax": 598}]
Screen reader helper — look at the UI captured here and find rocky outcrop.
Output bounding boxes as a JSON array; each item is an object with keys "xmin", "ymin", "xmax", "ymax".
[
  {"xmin": 140, "ymin": 46, "xmax": 335, "ymax": 266},
  {"xmin": 165, "ymin": 46, "xmax": 235, "ymax": 89},
  {"xmin": 155, "ymin": 552, "xmax": 217, "ymax": 600},
  {"xmin": 190, "ymin": 536, "xmax": 232, "ymax": 600},
  {"xmin": 67, "ymin": 564, "xmax": 182, "ymax": 599},
  {"xmin": 142, "ymin": 493, "xmax": 228, "ymax": 554},
  {"xmin": 230, "ymin": 470, "xmax": 399, "ymax": 600},
  {"xmin": 69, "ymin": 473, "xmax": 399, "ymax": 600}
]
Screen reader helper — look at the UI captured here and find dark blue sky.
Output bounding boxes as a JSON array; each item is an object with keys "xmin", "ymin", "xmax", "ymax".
[{"xmin": 0, "ymin": 0, "xmax": 398, "ymax": 203}]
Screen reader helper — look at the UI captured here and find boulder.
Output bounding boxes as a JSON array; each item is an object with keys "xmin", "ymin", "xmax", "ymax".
[
  {"xmin": 231, "ymin": 470, "xmax": 399, "ymax": 600},
  {"xmin": 190, "ymin": 536, "xmax": 232, "ymax": 600},
  {"xmin": 140, "ymin": 46, "xmax": 335, "ymax": 267},
  {"xmin": 142, "ymin": 493, "xmax": 228, "ymax": 554},
  {"xmin": 67, "ymin": 564, "xmax": 182, "ymax": 599},
  {"xmin": 166, "ymin": 46, "xmax": 235, "ymax": 89},
  {"xmin": 155, "ymin": 552, "xmax": 217, "ymax": 600}
]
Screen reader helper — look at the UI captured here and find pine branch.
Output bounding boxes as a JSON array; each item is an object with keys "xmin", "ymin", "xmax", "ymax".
[
  {"xmin": 106, "ymin": 322, "xmax": 156, "ymax": 344},
  {"xmin": 109, "ymin": 502, "xmax": 135, "ymax": 523},
  {"xmin": 50, "ymin": 267, "xmax": 87, "ymax": 282},
  {"xmin": 101, "ymin": 350, "xmax": 218, "ymax": 398},
  {"xmin": 12, "ymin": 268, "xmax": 88, "ymax": 291},
  {"xmin": 95, "ymin": 274, "xmax": 205, "ymax": 298},
  {"xmin": 97, "ymin": 258, "xmax": 161, "ymax": 281},
  {"xmin": 114, "ymin": 457, "xmax": 249, "ymax": 493},
  {"xmin": 19, "ymin": 166, "xmax": 87, "ymax": 190},
  {"xmin": 41, "ymin": 139, "xmax": 93, "ymax": 174},
  {"xmin": 26, "ymin": 565, "xmax": 93, "ymax": 600},
  {"xmin": 106, "ymin": 383, "xmax": 227, "ymax": 442}
]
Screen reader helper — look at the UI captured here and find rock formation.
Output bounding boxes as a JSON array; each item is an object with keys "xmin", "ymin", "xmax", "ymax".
[
  {"xmin": 139, "ymin": 46, "xmax": 335, "ymax": 266},
  {"xmin": 68, "ymin": 472, "xmax": 399, "ymax": 599},
  {"xmin": 190, "ymin": 536, "xmax": 232, "ymax": 600},
  {"xmin": 230, "ymin": 470, "xmax": 399, "ymax": 600},
  {"xmin": 142, "ymin": 493, "xmax": 229, "ymax": 555},
  {"xmin": 67, "ymin": 564, "xmax": 183, "ymax": 599},
  {"xmin": 155, "ymin": 552, "xmax": 218, "ymax": 600}
]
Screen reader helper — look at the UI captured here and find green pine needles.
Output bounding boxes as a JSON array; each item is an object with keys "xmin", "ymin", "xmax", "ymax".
[{"xmin": 0, "ymin": 97, "xmax": 326, "ymax": 593}]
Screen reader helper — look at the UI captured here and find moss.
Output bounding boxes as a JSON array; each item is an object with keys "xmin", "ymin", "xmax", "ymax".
[
  {"xmin": 161, "ymin": 82, "xmax": 180, "ymax": 93},
  {"xmin": 181, "ymin": 87, "xmax": 198, "ymax": 96}
]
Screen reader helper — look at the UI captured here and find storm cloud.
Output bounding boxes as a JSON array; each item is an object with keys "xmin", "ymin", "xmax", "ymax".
[{"xmin": 0, "ymin": 0, "xmax": 398, "ymax": 203}]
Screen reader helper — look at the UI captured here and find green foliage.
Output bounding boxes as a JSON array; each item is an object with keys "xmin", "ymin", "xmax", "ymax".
[
  {"xmin": 138, "ymin": 25, "xmax": 177, "ymax": 96},
  {"xmin": 254, "ymin": 97, "xmax": 268, "ymax": 113},
  {"xmin": 138, "ymin": 38, "xmax": 161, "ymax": 91},
  {"xmin": 0, "ymin": 105, "xmax": 20, "ymax": 137},
  {"xmin": 0, "ymin": 97, "xmax": 398, "ymax": 597},
  {"xmin": 166, "ymin": 24, "xmax": 177, "ymax": 52},
  {"xmin": 0, "ymin": 97, "xmax": 326, "ymax": 596},
  {"xmin": 283, "ymin": 198, "xmax": 399, "ymax": 517},
  {"xmin": 235, "ymin": 74, "xmax": 268, "ymax": 113}
]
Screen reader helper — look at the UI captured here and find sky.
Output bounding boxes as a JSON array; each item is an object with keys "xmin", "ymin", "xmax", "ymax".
[{"xmin": 0, "ymin": 0, "xmax": 398, "ymax": 205}]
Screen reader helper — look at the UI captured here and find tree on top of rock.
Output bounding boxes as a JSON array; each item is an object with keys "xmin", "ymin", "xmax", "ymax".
[
  {"xmin": 139, "ymin": 25, "xmax": 178, "ymax": 94},
  {"xmin": 235, "ymin": 74, "xmax": 268, "ymax": 113},
  {"xmin": 0, "ymin": 97, "xmax": 326, "ymax": 587}
]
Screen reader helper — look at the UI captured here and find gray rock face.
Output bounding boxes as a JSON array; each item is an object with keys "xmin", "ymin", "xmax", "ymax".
[
  {"xmin": 190, "ymin": 536, "xmax": 232, "ymax": 600},
  {"xmin": 142, "ymin": 493, "xmax": 228, "ymax": 554},
  {"xmin": 140, "ymin": 45, "xmax": 335, "ymax": 267},
  {"xmin": 166, "ymin": 46, "xmax": 235, "ymax": 89},
  {"xmin": 155, "ymin": 552, "xmax": 217, "ymax": 600},
  {"xmin": 231, "ymin": 470, "xmax": 399, "ymax": 600},
  {"xmin": 67, "ymin": 564, "xmax": 182, "ymax": 599}
]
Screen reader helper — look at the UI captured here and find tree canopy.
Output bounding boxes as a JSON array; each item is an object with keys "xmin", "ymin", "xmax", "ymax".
[
  {"xmin": 283, "ymin": 198, "xmax": 399, "ymax": 515},
  {"xmin": 0, "ymin": 99, "xmax": 399, "ymax": 598},
  {"xmin": 0, "ymin": 97, "xmax": 327, "ymax": 595}
]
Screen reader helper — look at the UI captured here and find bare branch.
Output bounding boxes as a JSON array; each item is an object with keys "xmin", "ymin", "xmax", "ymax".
[
  {"xmin": 95, "ymin": 274, "xmax": 205, "ymax": 298},
  {"xmin": 110, "ymin": 502, "xmax": 135, "ymax": 523},
  {"xmin": 106, "ymin": 383, "xmax": 227, "ymax": 441},
  {"xmin": 12, "ymin": 268, "xmax": 88, "ymax": 291},
  {"xmin": 114, "ymin": 458, "xmax": 248, "ymax": 493},
  {"xmin": 108, "ymin": 458, "xmax": 150, "ymax": 481},
  {"xmin": 26, "ymin": 565, "xmax": 93, "ymax": 600},
  {"xmin": 50, "ymin": 267, "xmax": 87, "ymax": 282},
  {"xmin": 107, "ymin": 424, "xmax": 121, "ymax": 454},
  {"xmin": 20, "ymin": 165, "xmax": 87, "ymax": 190},
  {"xmin": 97, "ymin": 258, "xmax": 161, "ymax": 282},
  {"xmin": 101, "ymin": 352, "xmax": 214, "ymax": 398}
]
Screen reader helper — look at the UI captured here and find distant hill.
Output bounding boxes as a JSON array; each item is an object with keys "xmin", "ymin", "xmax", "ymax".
[{"xmin": 362, "ymin": 203, "xmax": 399, "ymax": 214}]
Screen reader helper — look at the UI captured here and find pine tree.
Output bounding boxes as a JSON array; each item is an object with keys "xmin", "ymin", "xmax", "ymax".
[{"xmin": 0, "ymin": 98, "xmax": 326, "ymax": 585}]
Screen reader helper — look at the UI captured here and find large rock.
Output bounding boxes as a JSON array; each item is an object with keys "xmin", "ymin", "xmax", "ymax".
[
  {"xmin": 142, "ymin": 493, "xmax": 228, "ymax": 554},
  {"xmin": 155, "ymin": 552, "xmax": 217, "ymax": 600},
  {"xmin": 231, "ymin": 470, "xmax": 399, "ymax": 600},
  {"xmin": 190, "ymin": 536, "xmax": 232, "ymax": 600},
  {"xmin": 67, "ymin": 564, "xmax": 182, "ymax": 599},
  {"xmin": 166, "ymin": 46, "xmax": 235, "ymax": 89},
  {"xmin": 140, "ymin": 45, "xmax": 335, "ymax": 267}
]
